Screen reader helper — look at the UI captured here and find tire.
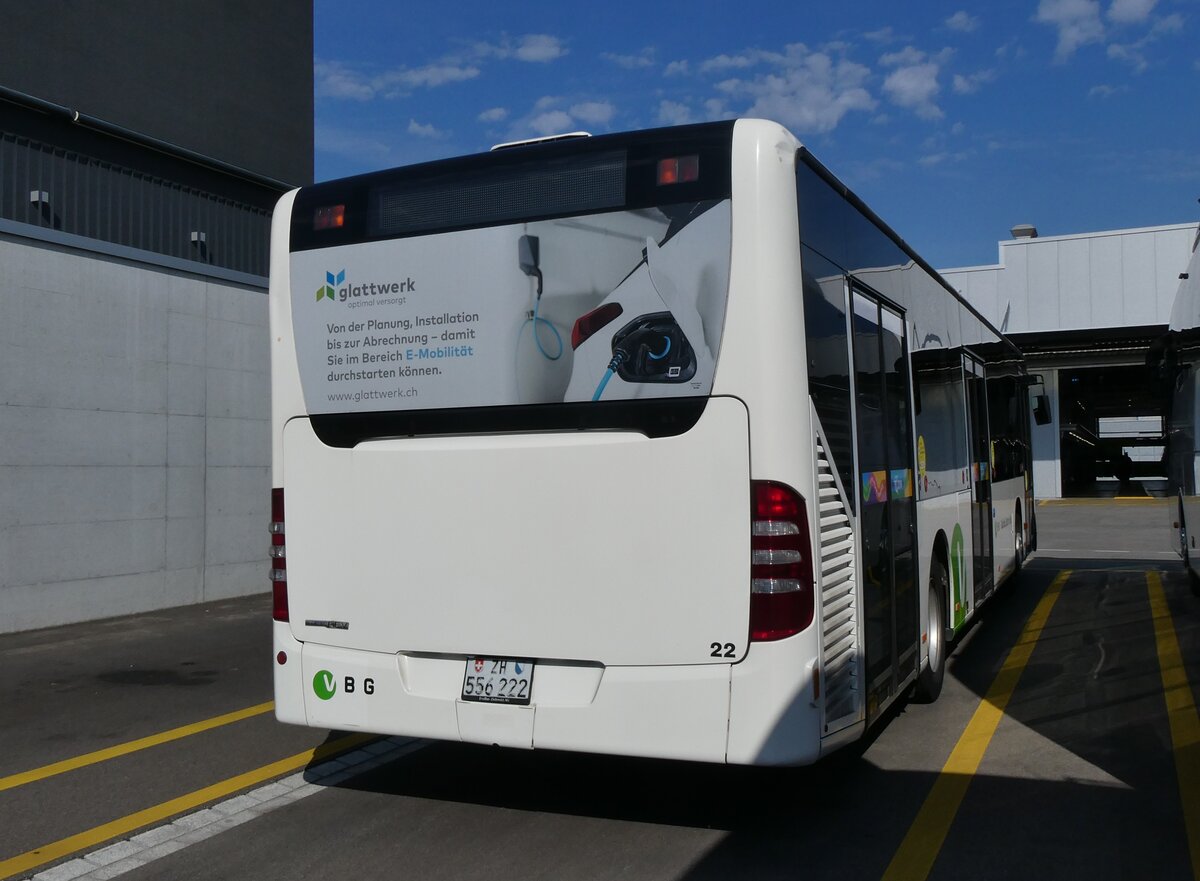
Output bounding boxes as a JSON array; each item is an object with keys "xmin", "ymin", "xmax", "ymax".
[
  {"xmin": 1014, "ymin": 506, "xmax": 1024, "ymax": 574},
  {"xmin": 914, "ymin": 558, "xmax": 949, "ymax": 702},
  {"xmin": 1183, "ymin": 495, "xmax": 1200, "ymax": 598}
]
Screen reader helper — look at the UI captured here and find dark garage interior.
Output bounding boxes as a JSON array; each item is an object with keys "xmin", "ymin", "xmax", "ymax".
[{"xmin": 1058, "ymin": 364, "xmax": 1166, "ymax": 497}]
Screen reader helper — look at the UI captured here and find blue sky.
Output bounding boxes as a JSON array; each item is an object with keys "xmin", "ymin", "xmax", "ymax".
[{"xmin": 313, "ymin": 0, "xmax": 1199, "ymax": 269}]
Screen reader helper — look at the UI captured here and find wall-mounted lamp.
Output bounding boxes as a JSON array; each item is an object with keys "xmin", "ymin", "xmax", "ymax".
[
  {"xmin": 29, "ymin": 190, "xmax": 57, "ymax": 228},
  {"xmin": 190, "ymin": 230, "xmax": 208, "ymax": 260}
]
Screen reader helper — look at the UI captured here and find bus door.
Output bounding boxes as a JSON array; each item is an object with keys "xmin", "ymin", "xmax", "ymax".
[
  {"xmin": 851, "ymin": 287, "xmax": 918, "ymax": 721},
  {"xmin": 965, "ymin": 355, "xmax": 994, "ymax": 602}
]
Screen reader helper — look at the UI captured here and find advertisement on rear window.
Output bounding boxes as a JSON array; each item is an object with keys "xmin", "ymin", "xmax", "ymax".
[{"xmin": 289, "ymin": 199, "xmax": 731, "ymax": 414}]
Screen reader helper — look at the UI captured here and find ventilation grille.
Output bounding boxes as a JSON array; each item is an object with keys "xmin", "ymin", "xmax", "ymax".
[{"xmin": 816, "ymin": 432, "xmax": 860, "ymax": 732}]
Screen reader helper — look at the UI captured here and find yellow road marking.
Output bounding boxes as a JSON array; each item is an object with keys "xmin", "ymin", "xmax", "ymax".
[
  {"xmin": 1147, "ymin": 571, "xmax": 1200, "ymax": 880},
  {"xmin": 0, "ymin": 701, "xmax": 275, "ymax": 793},
  {"xmin": 881, "ymin": 569, "xmax": 1070, "ymax": 881},
  {"xmin": 0, "ymin": 732, "xmax": 375, "ymax": 880}
]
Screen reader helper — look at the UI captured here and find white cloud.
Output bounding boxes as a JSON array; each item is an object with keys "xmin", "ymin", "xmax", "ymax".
[
  {"xmin": 716, "ymin": 48, "xmax": 876, "ymax": 134},
  {"xmin": 918, "ymin": 150, "xmax": 969, "ymax": 167},
  {"xmin": 1107, "ymin": 0, "xmax": 1156, "ymax": 23},
  {"xmin": 528, "ymin": 110, "xmax": 575, "ymax": 135},
  {"xmin": 315, "ymin": 124, "xmax": 393, "ymax": 161},
  {"xmin": 602, "ymin": 48, "xmax": 655, "ymax": 69},
  {"xmin": 478, "ymin": 107, "xmax": 508, "ymax": 123},
  {"xmin": 508, "ymin": 98, "xmax": 616, "ymax": 138},
  {"xmin": 952, "ymin": 69, "xmax": 997, "ymax": 93},
  {"xmin": 470, "ymin": 34, "xmax": 568, "ymax": 64},
  {"xmin": 1088, "ymin": 83, "xmax": 1129, "ymax": 97},
  {"xmin": 946, "ymin": 11, "xmax": 980, "ymax": 32},
  {"xmin": 700, "ymin": 48, "xmax": 786, "ymax": 73},
  {"xmin": 315, "ymin": 61, "xmax": 376, "ymax": 101},
  {"xmin": 569, "ymin": 101, "xmax": 616, "ymax": 126},
  {"xmin": 657, "ymin": 100, "xmax": 695, "ymax": 126},
  {"xmin": 1034, "ymin": 0, "xmax": 1105, "ymax": 62},
  {"xmin": 1107, "ymin": 13, "xmax": 1184, "ymax": 71},
  {"xmin": 884, "ymin": 63, "xmax": 944, "ymax": 119},
  {"xmin": 880, "ymin": 46, "xmax": 928, "ymax": 67},
  {"xmin": 407, "ymin": 119, "xmax": 445, "ymax": 139},
  {"xmin": 515, "ymin": 34, "xmax": 567, "ymax": 62},
  {"xmin": 864, "ymin": 26, "xmax": 899, "ymax": 44},
  {"xmin": 664, "ymin": 60, "xmax": 690, "ymax": 76},
  {"xmin": 315, "ymin": 59, "xmax": 479, "ymax": 101},
  {"xmin": 878, "ymin": 47, "xmax": 946, "ymax": 119},
  {"xmin": 380, "ymin": 64, "xmax": 479, "ymax": 93}
]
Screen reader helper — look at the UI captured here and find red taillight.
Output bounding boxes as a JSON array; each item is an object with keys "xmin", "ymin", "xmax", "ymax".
[
  {"xmin": 270, "ymin": 488, "xmax": 288, "ymax": 622},
  {"xmin": 657, "ymin": 155, "xmax": 699, "ymax": 185},
  {"xmin": 570, "ymin": 302, "xmax": 624, "ymax": 350},
  {"xmin": 750, "ymin": 481, "xmax": 813, "ymax": 641}
]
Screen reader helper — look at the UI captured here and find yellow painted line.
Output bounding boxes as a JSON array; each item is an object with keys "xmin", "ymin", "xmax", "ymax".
[
  {"xmin": 881, "ymin": 569, "xmax": 1071, "ymax": 881},
  {"xmin": 0, "ymin": 701, "xmax": 275, "ymax": 793},
  {"xmin": 1147, "ymin": 571, "xmax": 1200, "ymax": 880},
  {"xmin": 0, "ymin": 732, "xmax": 375, "ymax": 880}
]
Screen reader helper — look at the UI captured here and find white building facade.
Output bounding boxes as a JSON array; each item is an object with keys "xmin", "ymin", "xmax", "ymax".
[{"xmin": 942, "ymin": 222, "xmax": 1199, "ymax": 499}]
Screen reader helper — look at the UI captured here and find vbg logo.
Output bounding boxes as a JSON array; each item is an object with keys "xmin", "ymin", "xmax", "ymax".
[
  {"xmin": 312, "ymin": 668, "xmax": 374, "ymax": 700},
  {"xmin": 317, "ymin": 269, "xmax": 345, "ymax": 302},
  {"xmin": 312, "ymin": 669, "xmax": 337, "ymax": 700}
]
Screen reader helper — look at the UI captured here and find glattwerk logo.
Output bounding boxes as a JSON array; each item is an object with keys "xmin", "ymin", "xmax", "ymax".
[
  {"xmin": 317, "ymin": 268, "xmax": 416, "ymax": 303},
  {"xmin": 317, "ymin": 270, "xmax": 345, "ymax": 302}
]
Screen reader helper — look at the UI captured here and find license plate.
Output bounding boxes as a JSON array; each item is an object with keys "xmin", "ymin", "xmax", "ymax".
[{"xmin": 461, "ymin": 657, "xmax": 534, "ymax": 705}]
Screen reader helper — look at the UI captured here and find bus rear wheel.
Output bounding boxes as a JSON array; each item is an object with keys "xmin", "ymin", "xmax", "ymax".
[
  {"xmin": 1014, "ymin": 506, "xmax": 1024, "ymax": 574},
  {"xmin": 914, "ymin": 558, "xmax": 949, "ymax": 702}
]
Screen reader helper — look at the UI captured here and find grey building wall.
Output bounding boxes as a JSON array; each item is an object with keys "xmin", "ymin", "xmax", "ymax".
[
  {"xmin": 0, "ymin": 0, "xmax": 313, "ymax": 185},
  {"xmin": 0, "ymin": 230, "xmax": 268, "ymax": 633}
]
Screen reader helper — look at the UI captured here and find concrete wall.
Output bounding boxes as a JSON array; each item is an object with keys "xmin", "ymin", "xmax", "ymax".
[
  {"xmin": 0, "ymin": 233, "xmax": 268, "ymax": 633},
  {"xmin": 943, "ymin": 223, "xmax": 1198, "ymax": 334}
]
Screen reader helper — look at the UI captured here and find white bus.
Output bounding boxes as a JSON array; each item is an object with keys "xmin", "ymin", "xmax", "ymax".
[
  {"xmin": 270, "ymin": 119, "xmax": 1036, "ymax": 765},
  {"xmin": 1161, "ymin": 230, "xmax": 1200, "ymax": 594}
]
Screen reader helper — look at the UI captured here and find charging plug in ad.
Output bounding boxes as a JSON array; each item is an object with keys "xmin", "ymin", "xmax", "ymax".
[{"xmin": 610, "ymin": 312, "xmax": 696, "ymax": 384}]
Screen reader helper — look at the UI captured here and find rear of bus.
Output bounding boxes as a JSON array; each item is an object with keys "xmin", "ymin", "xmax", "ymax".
[{"xmin": 270, "ymin": 119, "xmax": 826, "ymax": 765}]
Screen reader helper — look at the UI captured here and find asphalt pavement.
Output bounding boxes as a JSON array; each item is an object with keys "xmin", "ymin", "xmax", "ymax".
[{"xmin": 1, "ymin": 498, "xmax": 1196, "ymax": 881}]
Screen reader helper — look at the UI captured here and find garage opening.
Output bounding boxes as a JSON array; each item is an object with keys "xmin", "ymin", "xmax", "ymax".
[{"xmin": 1059, "ymin": 365, "xmax": 1166, "ymax": 498}]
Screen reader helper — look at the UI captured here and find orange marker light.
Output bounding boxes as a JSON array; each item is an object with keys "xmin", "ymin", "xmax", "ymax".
[{"xmin": 314, "ymin": 205, "xmax": 345, "ymax": 230}]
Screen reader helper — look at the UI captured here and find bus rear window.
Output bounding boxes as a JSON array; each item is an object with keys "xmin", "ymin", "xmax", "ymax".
[{"xmin": 288, "ymin": 199, "xmax": 731, "ymax": 416}]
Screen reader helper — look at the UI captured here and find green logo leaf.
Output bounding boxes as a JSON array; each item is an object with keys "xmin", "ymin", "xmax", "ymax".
[{"xmin": 313, "ymin": 669, "xmax": 337, "ymax": 700}]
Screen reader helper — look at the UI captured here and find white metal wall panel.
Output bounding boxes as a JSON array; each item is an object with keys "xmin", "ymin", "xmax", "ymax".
[
  {"xmin": 1000, "ymin": 240, "xmax": 1031, "ymax": 333},
  {"xmin": 1057, "ymin": 237, "xmax": 1092, "ymax": 329},
  {"xmin": 1089, "ymin": 235, "xmax": 1125, "ymax": 327},
  {"xmin": 1027, "ymin": 241, "xmax": 1061, "ymax": 333},
  {"xmin": 1032, "ymin": 369, "xmax": 1062, "ymax": 499},
  {"xmin": 945, "ymin": 267, "xmax": 1001, "ymax": 329},
  {"xmin": 1157, "ymin": 227, "xmax": 1196, "ymax": 320},
  {"xmin": 942, "ymin": 223, "xmax": 1198, "ymax": 335},
  {"xmin": 1121, "ymin": 233, "xmax": 1159, "ymax": 326}
]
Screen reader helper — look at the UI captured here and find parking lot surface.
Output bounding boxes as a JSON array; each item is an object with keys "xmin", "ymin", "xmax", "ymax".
[{"xmin": 1, "ymin": 499, "xmax": 1196, "ymax": 880}]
